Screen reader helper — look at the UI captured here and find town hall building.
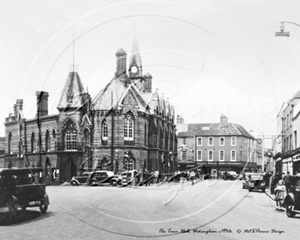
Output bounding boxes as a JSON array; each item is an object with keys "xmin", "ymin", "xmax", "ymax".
[{"xmin": 3, "ymin": 37, "xmax": 178, "ymax": 183}]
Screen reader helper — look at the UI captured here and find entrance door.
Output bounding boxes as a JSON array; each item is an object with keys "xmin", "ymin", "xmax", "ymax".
[{"xmin": 61, "ymin": 157, "xmax": 77, "ymax": 182}]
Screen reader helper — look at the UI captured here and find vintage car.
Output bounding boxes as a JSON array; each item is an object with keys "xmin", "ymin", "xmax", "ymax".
[
  {"xmin": 119, "ymin": 170, "xmax": 139, "ymax": 187},
  {"xmin": 242, "ymin": 172, "xmax": 266, "ymax": 192},
  {"xmin": 0, "ymin": 168, "xmax": 49, "ymax": 214},
  {"xmin": 70, "ymin": 170, "xmax": 115, "ymax": 186},
  {"xmin": 223, "ymin": 171, "xmax": 237, "ymax": 180},
  {"xmin": 283, "ymin": 176, "xmax": 300, "ymax": 218}
]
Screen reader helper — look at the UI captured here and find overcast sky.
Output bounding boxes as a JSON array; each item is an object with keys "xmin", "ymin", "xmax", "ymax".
[{"xmin": 1, "ymin": 0, "xmax": 300, "ymax": 139}]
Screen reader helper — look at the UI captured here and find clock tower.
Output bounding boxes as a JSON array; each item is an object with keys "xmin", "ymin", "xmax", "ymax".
[{"xmin": 128, "ymin": 36, "xmax": 144, "ymax": 90}]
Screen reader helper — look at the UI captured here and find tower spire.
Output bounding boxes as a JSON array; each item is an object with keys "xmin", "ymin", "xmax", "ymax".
[
  {"xmin": 129, "ymin": 25, "xmax": 142, "ymax": 78},
  {"xmin": 72, "ymin": 21, "xmax": 75, "ymax": 72}
]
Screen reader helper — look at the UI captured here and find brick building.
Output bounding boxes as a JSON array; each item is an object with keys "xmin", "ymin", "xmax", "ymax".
[
  {"xmin": 3, "ymin": 37, "xmax": 178, "ymax": 183},
  {"xmin": 176, "ymin": 115, "xmax": 257, "ymax": 176}
]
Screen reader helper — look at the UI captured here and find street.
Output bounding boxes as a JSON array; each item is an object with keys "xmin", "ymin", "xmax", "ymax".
[{"xmin": 1, "ymin": 179, "xmax": 299, "ymax": 240}]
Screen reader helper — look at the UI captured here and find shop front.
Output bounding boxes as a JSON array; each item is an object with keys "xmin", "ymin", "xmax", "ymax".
[{"xmin": 178, "ymin": 161, "xmax": 258, "ymax": 177}]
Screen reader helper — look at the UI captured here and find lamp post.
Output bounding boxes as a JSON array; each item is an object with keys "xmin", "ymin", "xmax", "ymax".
[{"xmin": 275, "ymin": 21, "xmax": 300, "ymax": 37}]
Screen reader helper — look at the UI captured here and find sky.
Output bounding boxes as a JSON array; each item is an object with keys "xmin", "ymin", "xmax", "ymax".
[{"xmin": 1, "ymin": 0, "xmax": 300, "ymax": 139}]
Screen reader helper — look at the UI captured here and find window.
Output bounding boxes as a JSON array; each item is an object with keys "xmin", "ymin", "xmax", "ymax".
[
  {"xmin": 231, "ymin": 150, "xmax": 236, "ymax": 161},
  {"xmin": 231, "ymin": 137, "xmax": 236, "ymax": 146},
  {"xmin": 208, "ymin": 137, "xmax": 214, "ymax": 146},
  {"xmin": 125, "ymin": 159, "xmax": 134, "ymax": 170},
  {"xmin": 31, "ymin": 132, "xmax": 36, "ymax": 153},
  {"xmin": 124, "ymin": 113, "xmax": 134, "ymax": 141},
  {"xmin": 183, "ymin": 138, "xmax": 187, "ymax": 145},
  {"xmin": 45, "ymin": 130, "xmax": 50, "ymax": 152},
  {"xmin": 295, "ymin": 131, "xmax": 297, "ymax": 149},
  {"xmin": 182, "ymin": 150, "xmax": 187, "ymax": 160},
  {"xmin": 220, "ymin": 150, "xmax": 225, "ymax": 161},
  {"xmin": 197, "ymin": 150, "xmax": 202, "ymax": 161},
  {"xmin": 84, "ymin": 129, "xmax": 90, "ymax": 146},
  {"xmin": 102, "ymin": 120, "xmax": 108, "ymax": 140},
  {"xmin": 219, "ymin": 137, "xmax": 225, "ymax": 146},
  {"xmin": 8, "ymin": 132, "xmax": 12, "ymax": 154},
  {"xmin": 197, "ymin": 137, "xmax": 202, "ymax": 146},
  {"xmin": 208, "ymin": 150, "xmax": 213, "ymax": 161},
  {"xmin": 290, "ymin": 134, "xmax": 292, "ymax": 150},
  {"xmin": 65, "ymin": 130, "xmax": 77, "ymax": 150}
]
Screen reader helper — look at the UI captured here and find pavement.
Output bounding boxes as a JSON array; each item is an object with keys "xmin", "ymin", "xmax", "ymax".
[{"xmin": 265, "ymin": 188, "xmax": 275, "ymax": 201}]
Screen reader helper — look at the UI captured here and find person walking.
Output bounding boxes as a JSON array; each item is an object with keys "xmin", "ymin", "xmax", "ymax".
[
  {"xmin": 274, "ymin": 180, "xmax": 286, "ymax": 211},
  {"xmin": 190, "ymin": 171, "xmax": 196, "ymax": 185},
  {"xmin": 284, "ymin": 171, "xmax": 293, "ymax": 193}
]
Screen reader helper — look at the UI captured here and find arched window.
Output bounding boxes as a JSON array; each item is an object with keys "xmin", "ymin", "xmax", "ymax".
[
  {"xmin": 124, "ymin": 113, "xmax": 134, "ymax": 141},
  {"xmin": 84, "ymin": 128, "xmax": 90, "ymax": 146},
  {"xmin": 31, "ymin": 132, "xmax": 36, "ymax": 153},
  {"xmin": 62, "ymin": 119, "xmax": 77, "ymax": 151},
  {"xmin": 8, "ymin": 132, "xmax": 12, "ymax": 154},
  {"xmin": 102, "ymin": 120, "xmax": 108, "ymax": 140},
  {"xmin": 65, "ymin": 130, "xmax": 77, "ymax": 150},
  {"xmin": 45, "ymin": 130, "xmax": 50, "ymax": 152}
]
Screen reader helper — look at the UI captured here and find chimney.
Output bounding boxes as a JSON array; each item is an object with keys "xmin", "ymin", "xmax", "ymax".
[
  {"xmin": 177, "ymin": 115, "xmax": 184, "ymax": 124},
  {"xmin": 36, "ymin": 91, "xmax": 49, "ymax": 117},
  {"xmin": 220, "ymin": 114, "xmax": 228, "ymax": 124},
  {"xmin": 16, "ymin": 99, "xmax": 23, "ymax": 111},
  {"xmin": 143, "ymin": 72, "xmax": 152, "ymax": 93},
  {"xmin": 115, "ymin": 48, "xmax": 127, "ymax": 76}
]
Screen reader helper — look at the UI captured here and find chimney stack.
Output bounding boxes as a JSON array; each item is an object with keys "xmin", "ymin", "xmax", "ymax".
[
  {"xmin": 16, "ymin": 99, "xmax": 23, "ymax": 111},
  {"xmin": 143, "ymin": 72, "xmax": 152, "ymax": 93},
  {"xmin": 220, "ymin": 114, "xmax": 228, "ymax": 124},
  {"xmin": 36, "ymin": 91, "xmax": 49, "ymax": 117},
  {"xmin": 115, "ymin": 48, "xmax": 127, "ymax": 76}
]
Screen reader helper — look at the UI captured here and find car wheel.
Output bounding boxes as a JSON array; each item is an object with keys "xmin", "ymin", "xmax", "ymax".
[
  {"xmin": 286, "ymin": 204, "xmax": 296, "ymax": 218},
  {"xmin": 90, "ymin": 180, "xmax": 97, "ymax": 186},
  {"xmin": 40, "ymin": 204, "xmax": 48, "ymax": 213},
  {"xmin": 21, "ymin": 206, "xmax": 26, "ymax": 213},
  {"xmin": 70, "ymin": 180, "xmax": 79, "ymax": 186}
]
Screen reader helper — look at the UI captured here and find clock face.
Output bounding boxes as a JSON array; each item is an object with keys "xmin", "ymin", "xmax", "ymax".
[{"xmin": 131, "ymin": 66, "xmax": 138, "ymax": 73}]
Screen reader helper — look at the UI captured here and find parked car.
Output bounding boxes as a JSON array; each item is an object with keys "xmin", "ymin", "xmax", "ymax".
[
  {"xmin": 0, "ymin": 168, "xmax": 50, "ymax": 214},
  {"xmin": 70, "ymin": 170, "xmax": 115, "ymax": 186},
  {"xmin": 283, "ymin": 176, "xmax": 300, "ymax": 218},
  {"xmin": 119, "ymin": 170, "xmax": 139, "ymax": 187},
  {"xmin": 242, "ymin": 172, "xmax": 266, "ymax": 192},
  {"xmin": 223, "ymin": 171, "xmax": 237, "ymax": 180}
]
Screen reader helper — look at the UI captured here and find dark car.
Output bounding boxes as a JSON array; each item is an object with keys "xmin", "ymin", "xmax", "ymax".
[
  {"xmin": 70, "ymin": 170, "xmax": 115, "ymax": 186},
  {"xmin": 283, "ymin": 175, "xmax": 300, "ymax": 218},
  {"xmin": 242, "ymin": 172, "xmax": 266, "ymax": 192},
  {"xmin": 223, "ymin": 171, "xmax": 237, "ymax": 181},
  {"xmin": 0, "ymin": 168, "xmax": 49, "ymax": 214}
]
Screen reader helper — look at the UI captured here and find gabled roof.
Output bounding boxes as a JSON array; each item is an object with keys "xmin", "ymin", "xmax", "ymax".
[
  {"xmin": 177, "ymin": 122, "xmax": 255, "ymax": 139},
  {"xmin": 92, "ymin": 77, "xmax": 150, "ymax": 114},
  {"xmin": 57, "ymin": 72, "xmax": 87, "ymax": 110},
  {"xmin": 92, "ymin": 77, "xmax": 127, "ymax": 110}
]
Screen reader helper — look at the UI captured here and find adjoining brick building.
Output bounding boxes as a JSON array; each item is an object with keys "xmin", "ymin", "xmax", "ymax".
[
  {"xmin": 176, "ymin": 115, "xmax": 257, "ymax": 177},
  {"xmin": 3, "ymin": 37, "xmax": 178, "ymax": 183}
]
